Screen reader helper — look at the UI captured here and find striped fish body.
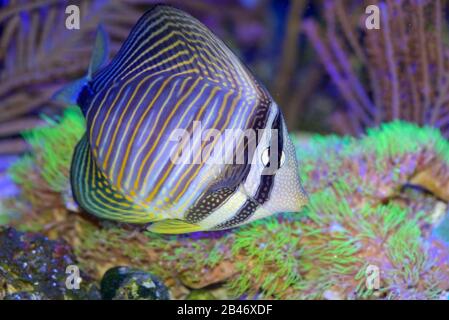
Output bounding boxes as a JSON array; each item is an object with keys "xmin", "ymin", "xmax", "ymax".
[{"xmin": 63, "ymin": 5, "xmax": 308, "ymax": 233}]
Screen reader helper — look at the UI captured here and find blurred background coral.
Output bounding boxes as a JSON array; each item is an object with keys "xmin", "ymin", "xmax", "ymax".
[{"xmin": 2, "ymin": 0, "xmax": 449, "ymax": 151}]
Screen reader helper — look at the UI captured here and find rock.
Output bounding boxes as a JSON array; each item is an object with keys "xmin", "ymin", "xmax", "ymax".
[
  {"xmin": 0, "ymin": 227, "xmax": 100, "ymax": 300},
  {"xmin": 100, "ymin": 266, "xmax": 170, "ymax": 300},
  {"xmin": 3, "ymin": 291, "xmax": 47, "ymax": 300},
  {"xmin": 410, "ymin": 168, "xmax": 449, "ymax": 202},
  {"xmin": 323, "ymin": 289, "xmax": 344, "ymax": 300},
  {"xmin": 179, "ymin": 261, "xmax": 237, "ymax": 289},
  {"xmin": 186, "ymin": 289, "xmax": 216, "ymax": 300}
]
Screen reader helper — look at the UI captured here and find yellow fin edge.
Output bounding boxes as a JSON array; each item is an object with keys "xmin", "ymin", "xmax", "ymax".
[{"xmin": 147, "ymin": 219, "xmax": 203, "ymax": 234}]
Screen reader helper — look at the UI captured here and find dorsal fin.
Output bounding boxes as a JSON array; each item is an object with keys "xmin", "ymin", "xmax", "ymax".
[
  {"xmin": 88, "ymin": 24, "xmax": 109, "ymax": 80},
  {"xmin": 51, "ymin": 25, "xmax": 109, "ymax": 107},
  {"xmin": 90, "ymin": 5, "xmax": 268, "ymax": 98}
]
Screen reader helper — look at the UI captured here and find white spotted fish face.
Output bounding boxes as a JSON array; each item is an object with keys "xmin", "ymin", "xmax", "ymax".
[
  {"xmin": 236, "ymin": 102, "xmax": 308, "ymax": 226},
  {"xmin": 249, "ymin": 105, "xmax": 308, "ymax": 222},
  {"xmin": 185, "ymin": 102, "xmax": 307, "ymax": 232}
]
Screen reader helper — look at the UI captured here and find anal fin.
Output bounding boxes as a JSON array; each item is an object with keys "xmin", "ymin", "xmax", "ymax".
[
  {"xmin": 148, "ymin": 219, "xmax": 202, "ymax": 234},
  {"xmin": 71, "ymin": 135, "xmax": 161, "ymax": 224}
]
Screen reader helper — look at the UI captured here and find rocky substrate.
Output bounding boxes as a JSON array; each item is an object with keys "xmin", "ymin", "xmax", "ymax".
[{"xmin": 0, "ymin": 227, "xmax": 170, "ymax": 300}]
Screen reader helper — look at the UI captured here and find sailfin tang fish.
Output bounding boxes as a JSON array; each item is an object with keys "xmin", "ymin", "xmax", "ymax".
[{"xmin": 62, "ymin": 5, "xmax": 308, "ymax": 233}]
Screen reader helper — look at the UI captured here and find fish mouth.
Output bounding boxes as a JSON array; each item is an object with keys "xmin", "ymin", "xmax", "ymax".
[
  {"xmin": 293, "ymin": 185, "xmax": 309, "ymax": 211},
  {"xmin": 278, "ymin": 192, "xmax": 309, "ymax": 213},
  {"xmin": 300, "ymin": 187, "xmax": 310, "ymax": 205}
]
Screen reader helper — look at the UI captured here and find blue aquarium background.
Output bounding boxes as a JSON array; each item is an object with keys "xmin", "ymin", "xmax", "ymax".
[{"xmin": 0, "ymin": 0, "xmax": 449, "ymax": 300}]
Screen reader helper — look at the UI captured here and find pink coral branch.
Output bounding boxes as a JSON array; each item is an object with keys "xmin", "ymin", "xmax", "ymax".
[
  {"xmin": 325, "ymin": 1, "xmax": 375, "ymax": 121},
  {"xmin": 430, "ymin": 0, "xmax": 446, "ymax": 125},
  {"xmin": 380, "ymin": 2, "xmax": 400, "ymax": 121},
  {"xmin": 414, "ymin": 0, "xmax": 431, "ymax": 125},
  {"xmin": 303, "ymin": 19, "xmax": 368, "ymax": 133}
]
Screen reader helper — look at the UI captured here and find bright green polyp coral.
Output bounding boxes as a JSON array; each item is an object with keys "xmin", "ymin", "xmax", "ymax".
[
  {"xmin": 363, "ymin": 121, "xmax": 449, "ymax": 164},
  {"xmin": 228, "ymin": 217, "xmax": 303, "ymax": 298},
  {"xmin": 7, "ymin": 111, "xmax": 449, "ymax": 300},
  {"xmin": 25, "ymin": 107, "xmax": 85, "ymax": 191},
  {"xmin": 220, "ymin": 121, "xmax": 449, "ymax": 299},
  {"xmin": 9, "ymin": 107, "xmax": 85, "ymax": 193}
]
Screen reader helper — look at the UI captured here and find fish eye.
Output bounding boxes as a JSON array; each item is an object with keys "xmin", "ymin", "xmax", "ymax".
[
  {"xmin": 261, "ymin": 148, "xmax": 286, "ymax": 168},
  {"xmin": 261, "ymin": 147, "xmax": 270, "ymax": 167},
  {"xmin": 280, "ymin": 150, "xmax": 286, "ymax": 167}
]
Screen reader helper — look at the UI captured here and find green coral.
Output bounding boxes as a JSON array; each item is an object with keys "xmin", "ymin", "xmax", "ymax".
[
  {"xmin": 227, "ymin": 216, "xmax": 303, "ymax": 298},
  {"xmin": 362, "ymin": 122, "xmax": 449, "ymax": 165},
  {"xmin": 298, "ymin": 121, "xmax": 449, "ymax": 174},
  {"xmin": 0, "ymin": 201, "xmax": 9, "ymax": 225},
  {"xmin": 144, "ymin": 232, "xmax": 233, "ymax": 287},
  {"xmin": 8, "ymin": 156, "xmax": 34, "ymax": 193},
  {"xmin": 10, "ymin": 107, "xmax": 85, "ymax": 193},
  {"xmin": 225, "ymin": 121, "xmax": 449, "ymax": 299},
  {"xmin": 6, "ymin": 112, "xmax": 449, "ymax": 300}
]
